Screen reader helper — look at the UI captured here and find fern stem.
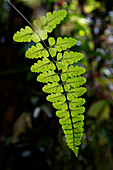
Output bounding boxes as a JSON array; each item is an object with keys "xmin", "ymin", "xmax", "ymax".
[
  {"xmin": 6, "ymin": 0, "xmax": 48, "ymax": 49},
  {"xmin": 6, "ymin": 0, "xmax": 33, "ymax": 27}
]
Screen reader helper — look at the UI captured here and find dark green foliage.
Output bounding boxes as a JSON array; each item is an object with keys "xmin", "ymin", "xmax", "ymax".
[{"xmin": 13, "ymin": 9, "xmax": 86, "ymax": 156}]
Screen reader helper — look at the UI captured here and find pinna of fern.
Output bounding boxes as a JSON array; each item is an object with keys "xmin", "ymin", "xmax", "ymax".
[{"xmin": 13, "ymin": 9, "xmax": 86, "ymax": 157}]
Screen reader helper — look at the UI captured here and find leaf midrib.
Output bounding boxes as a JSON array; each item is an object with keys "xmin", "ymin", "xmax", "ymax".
[
  {"xmin": 15, "ymin": 32, "xmax": 32, "ymax": 40},
  {"xmin": 44, "ymin": 14, "xmax": 62, "ymax": 27}
]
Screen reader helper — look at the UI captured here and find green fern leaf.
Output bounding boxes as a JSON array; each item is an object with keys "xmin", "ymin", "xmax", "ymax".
[
  {"xmin": 33, "ymin": 20, "xmax": 41, "ymax": 29},
  {"xmin": 55, "ymin": 51, "xmax": 84, "ymax": 70},
  {"xmin": 57, "ymin": 51, "xmax": 83, "ymax": 66},
  {"xmin": 31, "ymin": 58, "xmax": 55, "ymax": 73},
  {"xmin": 62, "ymin": 65, "xmax": 86, "ymax": 77},
  {"xmin": 40, "ymin": 16, "xmax": 47, "ymax": 26},
  {"xmin": 49, "ymin": 48, "xmax": 57, "ymax": 57},
  {"xmin": 38, "ymin": 30, "xmax": 48, "ymax": 40},
  {"xmin": 37, "ymin": 71, "xmax": 60, "ymax": 83},
  {"xmin": 47, "ymin": 93, "xmax": 66, "ymax": 103},
  {"xmin": 31, "ymin": 33, "xmax": 40, "ymax": 42},
  {"xmin": 43, "ymin": 10, "xmax": 67, "ymax": 33},
  {"xmin": 55, "ymin": 37, "xmax": 77, "ymax": 49},
  {"xmin": 13, "ymin": 26, "xmax": 34, "ymax": 42},
  {"xmin": 64, "ymin": 76, "xmax": 86, "ymax": 88},
  {"xmin": 13, "ymin": 9, "xmax": 87, "ymax": 157},
  {"xmin": 25, "ymin": 43, "xmax": 49, "ymax": 59},
  {"xmin": 49, "ymin": 37, "xmax": 77, "ymax": 53},
  {"xmin": 48, "ymin": 37, "xmax": 55, "ymax": 46},
  {"xmin": 43, "ymin": 82, "xmax": 63, "ymax": 93}
]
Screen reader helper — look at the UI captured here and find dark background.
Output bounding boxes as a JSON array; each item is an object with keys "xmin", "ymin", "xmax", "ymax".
[{"xmin": 0, "ymin": 0, "xmax": 113, "ymax": 169}]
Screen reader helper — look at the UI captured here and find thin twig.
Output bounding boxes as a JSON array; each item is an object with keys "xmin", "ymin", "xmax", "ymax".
[{"xmin": 6, "ymin": 0, "xmax": 48, "ymax": 49}]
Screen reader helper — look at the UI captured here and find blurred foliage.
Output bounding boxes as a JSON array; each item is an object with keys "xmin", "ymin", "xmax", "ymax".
[{"xmin": 0, "ymin": 0, "xmax": 113, "ymax": 169}]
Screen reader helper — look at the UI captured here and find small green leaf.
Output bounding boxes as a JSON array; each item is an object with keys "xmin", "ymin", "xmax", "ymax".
[
  {"xmin": 47, "ymin": 93, "xmax": 66, "ymax": 102},
  {"xmin": 51, "ymin": 37, "xmax": 77, "ymax": 52},
  {"xmin": 69, "ymin": 98, "xmax": 85, "ymax": 108},
  {"xmin": 64, "ymin": 84, "xmax": 70, "ymax": 91},
  {"xmin": 42, "ymin": 49, "xmax": 49, "ymax": 57},
  {"xmin": 53, "ymin": 102, "xmax": 68, "ymax": 110},
  {"xmin": 33, "ymin": 20, "xmax": 41, "ymax": 29},
  {"xmin": 13, "ymin": 26, "xmax": 33, "ymax": 42},
  {"xmin": 65, "ymin": 76, "xmax": 86, "ymax": 88},
  {"xmin": 46, "ymin": 12, "xmax": 52, "ymax": 21},
  {"xmin": 43, "ymin": 10, "xmax": 67, "ymax": 33},
  {"xmin": 56, "ymin": 62, "xmax": 64, "ymax": 70},
  {"xmin": 62, "ymin": 65, "xmax": 86, "ymax": 77},
  {"xmin": 36, "ymin": 43, "xmax": 44, "ymax": 49},
  {"xmin": 57, "ymin": 53, "xmax": 62, "ymax": 60},
  {"xmin": 43, "ymin": 83, "xmax": 63, "ymax": 93},
  {"xmin": 39, "ymin": 30, "xmax": 47, "ymax": 40},
  {"xmin": 61, "ymin": 74, "xmax": 67, "ymax": 81},
  {"xmin": 67, "ymin": 87, "xmax": 86, "ymax": 100},
  {"xmin": 49, "ymin": 48, "xmax": 57, "ymax": 57},
  {"xmin": 31, "ymin": 33, "xmax": 40, "ymax": 42},
  {"xmin": 25, "ymin": 26, "xmax": 33, "ymax": 32},
  {"xmin": 57, "ymin": 37, "xmax": 62, "ymax": 43},
  {"xmin": 31, "ymin": 57, "xmax": 55, "ymax": 73},
  {"xmin": 48, "ymin": 37, "xmax": 55, "ymax": 46},
  {"xmin": 25, "ymin": 43, "xmax": 44, "ymax": 59},
  {"xmin": 44, "ymin": 26, "xmax": 53, "ymax": 33},
  {"xmin": 60, "ymin": 51, "xmax": 83, "ymax": 66},
  {"xmin": 37, "ymin": 71, "xmax": 59, "ymax": 83},
  {"xmin": 40, "ymin": 16, "xmax": 47, "ymax": 25}
]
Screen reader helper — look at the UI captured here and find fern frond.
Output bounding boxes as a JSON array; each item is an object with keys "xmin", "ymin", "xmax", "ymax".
[
  {"xmin": 25, "ymin": 43, "xmax": 49, "ymax": 59},
  {"xmin": 65, "ymin": 76, "xmax": 86, "ymax": 88},
  {"xmin": 31, "ymin": 58, "xmax": 55, "ymax": 73},
  {"xmin": 57, "ymin": 51, "xmax": 83, "ymax": 65},
  {"xmin": 37, "ymin": 71, "xmax": 60, "ymax": 83},
  {"xmin": 48, "ymin": 37, "xmax": 77, "ymax": 56},
  {"xmin": 55, "ymin": 37, "xmax": 77, "ymax": 50},
  {"xmin": 43, "ymin": 82, "xmax": 63, "ymax": 93},
  {"xmin": 61, "ymin": 65, "xmax": 86, "ymax": 81},
  {"xmin": 44, "ymin": 10, "xmax": 67, "ymax": 32},
  {"xmin": 13, "ymin": 26, "xmax": 40, "ymax": 43},
  {"xmin": 55, "ymin": 51, "xmax": 83, "ymax": 70},
  {"xmin": 13, "ymin": 9, "xmax": 87, "ymax": 157},
  {"xmin": 40, "ymin": 10, "xmax": 67, "ymax": 33},
  {"xmin": 37, "ymin": 60, "xmax": 86, "ymax": 156},
  {"xmin": 28, "ymin": 49, "xmax": 86, "ymax": 157}
]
